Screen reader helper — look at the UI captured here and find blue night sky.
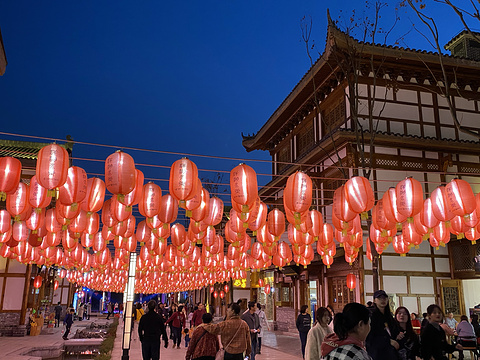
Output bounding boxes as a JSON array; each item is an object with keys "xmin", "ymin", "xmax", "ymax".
[{"xmin": 0, "ymin": 1, "xmax": 468, "ymax": 191}]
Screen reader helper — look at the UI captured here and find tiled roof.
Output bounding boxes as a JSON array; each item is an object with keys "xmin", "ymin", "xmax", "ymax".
[{"xmin": 0, "ymin": 139, "xmax": 73, "ymax": 159}]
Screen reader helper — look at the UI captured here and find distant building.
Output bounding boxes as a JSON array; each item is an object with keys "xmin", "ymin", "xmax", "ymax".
[{"xmin": 243, "ymin": 17, "xmax": 480, "ymax": 329}]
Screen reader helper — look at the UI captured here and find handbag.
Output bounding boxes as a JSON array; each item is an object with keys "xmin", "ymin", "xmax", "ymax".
[{"xmin": 215, "ymin": 324, "xmax": 242, "ymax": 360}]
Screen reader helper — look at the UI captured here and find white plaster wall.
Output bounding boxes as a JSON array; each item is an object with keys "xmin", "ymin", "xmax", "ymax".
[
  {"xmin": 424, "ymin": 125, "xmax": 436, "ymax": 137},
  {"xmin": 364, "ymin": 274, "xmax": 374, "ymax": 294},
  {"xmin": 437, "ymin": 95, "xmax": 449, "ymax": 107},
  {"xmin": 373, "ymin": 147, "xmax": 397, "ymax": 155},
  {"xmin": 3, "ymin": 277, "xmax": 24, "ymax": 310},
  {"xmin": 433, "ymin": 246, "xmax": 448, "ymax": 256},
  {"xmin": 399, "ymin": 149, "xmax": 423, "ymax": 158},
  {"xmin": 462, "ymin": 279, "xmax": 480, "ymax": 313},
  {"xmin": 381, "ymin": 256, "xmax": 433, "ymax": 272},
  {"xmin": 420, "ymin": 296, "xmax": 437, "ymax": 315},
  {"xmin": 408, "ymin": 241, "xmax": 432, "ymax": 255},
  {"xmin": 455, "ymin": 97, "xmax": 476, "ymax": 111},
  {"xmin": 62, "ymin": 287, "xmax": 69, "ymax": 305},
  {"xmin": 410, "ymin": 277, "xmax": 435, "ymax": 294},
  {"xmin": 233, "ymin": 289, "xmax": 251, "ymax": 302},
  {"xmin": 402, "ymin": 297, "xmax": 419, "ymax": 314},
  {"xmin": 396, "ymin": 89, "xmax": 417, "ymax": 103},
  {"xmin": 363, "ymin": 255, "xmax": 372, "ymax": 270},
  {"xmin": 380, "ymin": 103, "xmax": 418, "ymax": 121},
  {"xmin": 456, "ymin": 111, "xmax": 479, "ymax": 127},
  {"xmin": 434, "ymin": 258, "xmax": 451, "ymax": 273},
  {"xmin": 458, "ymin": 154, "xmax": 479, "ymax": 162},
  {"xmin": 441, "ymin": 127, "xmax": 456, "ymax": 140},
  {"xmin": 422, "ymin": 108, "xmax": 435, "ymax": 123},
  {"xmin": 390, "ymin": 121, "xmax": 404, "ymax": 134},
  {"xmin": 407, "ymin": 123, "xmax": 421, "ymax": 136},
  {"xmin": 383, "ymin": 276, "xmax": 407, "ymax": 294},
  {"xmin": 8, "ymin": 259, "xmax": 26, "ymax": 273},
  {"xmin": 420, "ymin": 93, "xmax": 433, "ymax": 105}
]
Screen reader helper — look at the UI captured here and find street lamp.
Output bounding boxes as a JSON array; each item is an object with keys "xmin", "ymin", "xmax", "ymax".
[{"xmin": 121, "ymin": 252, "xmax": 137, "ymax": 360}]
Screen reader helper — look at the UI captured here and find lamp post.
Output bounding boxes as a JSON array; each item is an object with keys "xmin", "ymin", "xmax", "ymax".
[{"xmin": 121, "ymin": 252, "xmax": 137, "ymax": 360}]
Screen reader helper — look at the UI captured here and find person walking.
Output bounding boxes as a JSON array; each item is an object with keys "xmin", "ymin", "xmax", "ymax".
[
  {"xmin": 455, "ymin": 315, "xmax": 477, "ymax": 360},
  {"xmin": 296, "ymin": 304, "xmax": 312, "ymax": 358},
  {"xmin": 138, "ymin": 300, "xmax": 169, "ymax": 360},
  {"xmin": 421, "ymin": 304, "xmax": 463, "ymax": 360},
  {"xmin": 191, "ymin": 303, "xmax": 206, "ymax": 328},
  {"xmin": 106, "ymin": 302, "xmax": 113, "ymax": 320},
  {"xmin": 320, "ymin": 302, "xmax": 372, "ymax": 360},
  {"xmin": 365, "ymin": 290, "xmax": 399, "ymax": 360},
  {"xmin": 305, "ymin": 307, "xmax": 333, "ymax": 360},
  {"xmin": 185, "ymin": 313, "xmax": 220, "ymax": 360},
  {"xmin": 242, "ymin": 301, "xmax": 261, "ymax": 360},
  {"xmin": 54, "ymin": 302, "xmax": 62, "ymax": 328},
  {"xmin": 166, "ymin": 304, "xmax": 186, "ymax": 348},
  {"xmin": 203, "ymin": 303, "xmax": 251, "ymax": 360},
  {"xmin": 393, "ymin": 306, "xmax": 420, "ymax": 360},
  {"xmin": 63, "ymin": 308, "xmax": 75, "ymax": 340},
  {"xmin": 77, "ymin": 302, "xmax": 84, "ymax": 321},
  {"xmin": 255, "ymin": 303, "xmax": 269, "ymax": 355}
]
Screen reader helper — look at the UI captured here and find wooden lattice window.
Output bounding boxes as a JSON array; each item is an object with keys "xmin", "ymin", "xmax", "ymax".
[
  {"xmin": 276, "ymin": 142, "xmax": 291, "ymax": 173},
  {"xmin": 322, "ymin": 98, "xmax": 346, "ymax": 135},
  {"xmin": 329, "ymin": 277, "xmax": 356, "ymax": 313},
  {"xmin": 296, "ymin": 121, "xmax": 314, "ymax": 158}
]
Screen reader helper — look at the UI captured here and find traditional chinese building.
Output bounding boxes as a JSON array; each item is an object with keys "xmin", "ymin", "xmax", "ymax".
[
  {"xmin": 242, "ymin": 16, "xmax": 480, "ymax": 329},
  {"xmin": 0, "ymin": 139, "xmax": 74, "ymax": 336}
]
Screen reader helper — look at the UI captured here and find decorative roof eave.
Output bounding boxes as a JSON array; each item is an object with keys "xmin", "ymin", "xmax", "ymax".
[
  {"xmin": 0, "ymin": 139, "xmax": 74, "ymax": 160},
  {"xmin": 243, "ymin": 13, "xmax": 480, "ymax": 153}
]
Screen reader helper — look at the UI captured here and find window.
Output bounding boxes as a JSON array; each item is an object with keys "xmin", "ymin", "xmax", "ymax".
[
  {"xmin": 276, "ymin": 142, "xmax": 291, "ymax": 173},
  {"xmin": 322, "ymin": 98, "xmax": 346, "ymax": 136},
  {"xmin": 329, "ymin": 277, "xmax": 356, "ymax": 313},
  {"xmin": 296, "ymin": 121, "xmax": 314, "ymax": 158}
]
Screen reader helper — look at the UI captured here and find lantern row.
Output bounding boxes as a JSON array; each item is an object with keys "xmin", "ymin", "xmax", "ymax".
[{"xmin": 0, "ymin": 146, "xmax": 478, "ymax": 293}]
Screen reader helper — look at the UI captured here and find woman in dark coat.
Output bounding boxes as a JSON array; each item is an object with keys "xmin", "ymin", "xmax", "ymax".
[
  {"xmin": 393, "ymin": 306, "xmax": 420, "ymax": 360},
  {"xmin": 421, "ymin": 304, "xmax": 463, "ymax": 360},
  {"xmin": 365, "ymin": 290, "xmax": 399, "ymax": 360}
]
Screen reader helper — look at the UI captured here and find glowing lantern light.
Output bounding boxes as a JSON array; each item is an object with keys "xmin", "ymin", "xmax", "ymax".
[
  {"xmin": 267, "ymin": 209, "xmax": 285, "ymax": 239},
  {"xmin": 119, "ymin": 169, "xmax": 144, "ymax": 207},
  {"xmin": 203, "ymin": 197, "xmax": 224, "ymax": 227},
  {"xmin": 219, "ymin": 291, "xmax": 225, "ymax": 299},
  {"xmin": 209, "ymin": 286, "xmax": 214, "ymax": 293},
  {"xmin": 445, "ymin": 179, "xmax": 476, "ymax": 217},
  {"xmin": 36, "ymin": 144, "xmax": 69, "ymax": 193},
  {"xmin": 169, "ymin": 158, "xmax": 199, "ymax": 207},
  {"xmin": 431, "ymin": 186, "xmax": 455, "ymax": 223},
  {"xmin": 54, "ymin": 280, "xmax": 59, "ymax": 290},
  {"xmin": 158, "ymin": 194, "xmax": 179, "ymax": 225},
  {"xmin": 264, "ymin": 283, "xmax": 271, "ymax": 295},
  {"xmin": 58, "ymin": 166, "xmax": 87, "ymax": 207},
  {"xmin": 139, "ymin": 182, "xmax": 162, "ymax": 219},
  {"xmin": 333, "ymin": 185, "xmax": 356, "ymax": 223},
  {"xmin": 33, "ymin": 275, "xmax": 42, "ymax": 289},
  {"xmin": 258, "ymin": 278, "xmax": 264, "ymax": 287},
  {"xmin": 28, "ymin": 176, "xmax": 51, "ymax": 211},
  {"xmin": 396, "ymin": 177, "xmax": 424, "ymax": 221},
  {"xmin": 81, "ymin": 178, "xmax": 106, "ymax": 214},
  {"xmin": 345, "ymin": 176, "xmax": 374, "ymax": 219},
  {"xmin": 6, "ymin": 182, "xmax": 30, "ymax": 220},
  {"xmin": 383, "ymin": 187, "xmax": 408, "ymax": 226},
  {"xmin": 0, "ymin": 157, "xmax": 22, "ymax": 201},
  {"xmin": 213, "ymin": 291, "xmax": 218, "ymax": 299},
  {"xmin": 224, "ymin": 284, "xmax": 229, "ymax": 293},
  {"xmin": 230, "ymin": 163, "xmax": 258, "ymax": 213},
  {"xmin": 346, "ymin": 273, "xmax": 356, "ymax": 290},
  {"xmin": 283, "ymin": 171, "xmax": 312, "ymax": 222},
  {"xmin": 104, "ymin": 151, "xmax": 136, "ymax": 195}
]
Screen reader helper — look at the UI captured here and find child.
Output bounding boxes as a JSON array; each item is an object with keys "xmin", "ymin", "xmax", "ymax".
[{"xmin": 183, "ymin": 327, "xmax": 191, "ymax": 348}]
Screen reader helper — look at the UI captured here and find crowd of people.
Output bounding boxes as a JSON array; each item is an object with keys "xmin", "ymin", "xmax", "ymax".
[
  {"xmin": 298, "ymin": 289, "xmax": 480, "ymax": 360},
  {"xmin": 132, "ymin": 299, "xmax": 270, "ymax": 360}
]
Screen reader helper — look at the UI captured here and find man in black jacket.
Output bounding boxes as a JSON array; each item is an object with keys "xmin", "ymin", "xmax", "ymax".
[{"xmin": 138, "ymin": 300, "xmax": 169, "ymax": 360}]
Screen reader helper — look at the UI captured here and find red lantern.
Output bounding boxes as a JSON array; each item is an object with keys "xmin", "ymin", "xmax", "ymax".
[
  {"xmin": 445, "ymin": 179, "xmax": 476, "ymax": 217},
  {"xmin": 119, "ymin": 169, "xmax": 144, "ymax": 207},
  {"xmin": 431, "ymin": 186, "xmax": 455, "ymax": 222},
  {"xmin": 190, "ymin": 189, "xmax": 210, "ymax": 223},
  {"xmin": 58, "ymin": 166, "xmax": 87, "ymax": 207},
  {"xmin": 6, "ymin": 182, "xmax": 30, "ymax": 220},
  {"xmin": 169, "ymin": 158, "xmax": 199, "ymax": 206},
  {"xmin": 219, "ymin": 291, "xmax": 225, "ymax": 299},
  {"xmin": 104, "ymin": 151, "xmax": 136, "ymax": 195},
  {"xmin": 248, "ymin": 201, "xmax": 268, "ymax": 233},
  {"xmin": 203, "ymin": 197, "xmax": 224, "ymax": 227},
  {"xmin": 139, "ymin": 182, "xmax": 162, "ymax": 219},
  {"xmin": 33, "ymin": 275, "xmax": 42, "ymax": 289},
  {"xmin": 345, "ymin": 176, "xmax": 374, "ymax": 219},
  {"xmin": 267, "ymin": 209, "xmax": 285, "ymax": 239},
  {"xmin": 36, "ymin": 144, "xmax": 69, "ymax": 191},
  {"xmin": 224, "ymin": 284, "xmax": 229, "ymax": 293},
  {"xmin": 396, "ymin": 177, "xmax": 424, "ymax": 221},
  {"xmin": 158, "ymin": 194, "xmax": 179, "ymax": 225},
  {"xmin": 28, "ymin": 176, "xmax": 51, "ymax": 211},
  {"xmin": 264, "ymin": 284, "xmax": 271, "ymax": 295},
  {"xmin": 333, "ymin": 185, "xmax": 357, "ymax": 223},
  {"xmin": 53, "ymin": 280, "xmax": 59, "ymax": 291},
  {"xmin": 213, "ymin": 291, "xmax": 218, "ymax": 299},
  {"xmin": 258, "ymin": 278, "xmax": 264, "ymax": 287},
  {"xmin": 383, "ymin": 187, "xmax": 407, "ymax": 225},
  {"xmin": 209, "ymin": 285, "xmax": 215, "ymax": 293},
  {"xmin": 0, "ymin": 157, "xmax": 22, "ymax": 200},
  {"xmin": 230, "ymin": 163, "xmax": 258, "ymax": 213},
  {"xmin": 283, "ymin": 171, "xmax": 312, "ymax": 221},
  {"xmin": 346, "ymin": 273, "xmax": 356, "ymax": 290},
  {"xmin": 81, "ymin": 178, "xmax": 106, "ymax": 213}
]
